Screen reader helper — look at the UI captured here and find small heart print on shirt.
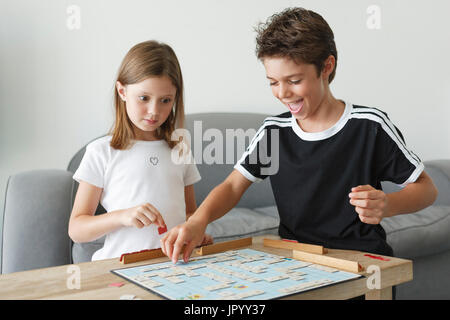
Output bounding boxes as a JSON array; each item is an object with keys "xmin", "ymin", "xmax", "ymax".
[{"xmin": 149, "ymin": 156, "xmax": 159, "ymax": 166}]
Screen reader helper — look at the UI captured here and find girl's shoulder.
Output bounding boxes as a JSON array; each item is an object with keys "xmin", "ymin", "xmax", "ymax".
[{"xmin": 85, "ymin": 135, "xmax": 113, "ymax": 153}]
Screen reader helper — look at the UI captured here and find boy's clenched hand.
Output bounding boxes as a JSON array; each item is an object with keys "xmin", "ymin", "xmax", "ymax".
[{"xmin": 349, "ymin": 185, "xmax": 390, "ymax": 224}]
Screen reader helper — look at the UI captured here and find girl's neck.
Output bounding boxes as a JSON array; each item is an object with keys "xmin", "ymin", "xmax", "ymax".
[{"xmin": 133, "ymin": 127, "xmax": 160, "ymax": 141}]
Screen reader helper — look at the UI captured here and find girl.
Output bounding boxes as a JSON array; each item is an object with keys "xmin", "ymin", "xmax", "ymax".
[{"xmin": 68, "ymin": 40, "xmax": 212, "ymax": 261}]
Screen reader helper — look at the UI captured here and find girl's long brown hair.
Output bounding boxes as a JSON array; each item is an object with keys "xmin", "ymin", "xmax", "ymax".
[{"xmin": 110, "ymin": 40, "xmax": 185, "ymax": 149}]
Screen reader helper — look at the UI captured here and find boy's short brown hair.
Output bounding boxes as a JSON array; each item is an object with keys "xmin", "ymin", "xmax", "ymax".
[{"xmin": 255, "ymin": 7, "xmax": 338, "ymax": 84}]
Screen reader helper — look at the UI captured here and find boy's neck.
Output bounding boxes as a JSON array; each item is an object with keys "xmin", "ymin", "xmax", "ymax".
[{"xmin": 296, "ymin": 95, "xmax": 345, "ymax": 133}]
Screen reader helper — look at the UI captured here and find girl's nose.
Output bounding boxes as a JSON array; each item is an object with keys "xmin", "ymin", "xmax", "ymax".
[{"xmin": 146, "ymin": 101, "xmax": 159, "ymax": 115}]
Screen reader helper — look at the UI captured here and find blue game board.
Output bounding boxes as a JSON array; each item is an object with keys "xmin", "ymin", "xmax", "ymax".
[{"xmin": 111, "ymin": 248, "xmax": 362, "ymax": 300}]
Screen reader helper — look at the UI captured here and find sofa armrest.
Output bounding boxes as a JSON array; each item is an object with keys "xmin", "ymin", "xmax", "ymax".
[
  {"xmin": 425, "ymin": 159, "xmax": 450, "ymax": 178},
  {"xmin": 382, "ymin": 159, "xmax": 450, "ymax": 206},
  {"xmin": 1, "ymin": 170, "xmax": 73, "ymax": 274},
  {"xmin": 424, "ymin": 160, "xmax": 450, "ymax": 206}
]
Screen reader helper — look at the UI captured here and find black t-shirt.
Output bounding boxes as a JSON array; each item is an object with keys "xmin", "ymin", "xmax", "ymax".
[{"xmin": 235, "ymin": 101, "xmax": 424, "ymax": 256}]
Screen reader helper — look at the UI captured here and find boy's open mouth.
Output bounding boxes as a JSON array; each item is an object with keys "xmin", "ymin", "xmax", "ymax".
[{"xmin": 287, "ymin": 99, "xmax": 304, "ymax": 114}]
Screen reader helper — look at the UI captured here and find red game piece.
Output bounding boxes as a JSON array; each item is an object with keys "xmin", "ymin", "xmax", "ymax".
[
  {"xmin": 158, "ymin": 225, "xmax": 167, "ymax": 235},
  {"xmin": 108, "ymin": 282, "xmax": 125, "ymax": 288},
  {"xmin": 364, "ymin": 254, "xmax": 390, "ymax": 261}
]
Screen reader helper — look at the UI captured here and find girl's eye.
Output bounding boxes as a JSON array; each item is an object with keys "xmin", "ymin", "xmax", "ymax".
[
  {"xmin": 139, "ymin": 96, "xmax": 149, "ymax": 102},
  {"xmin": 161, "ymin": 98, "xmax": 172, "ymax": 104}
]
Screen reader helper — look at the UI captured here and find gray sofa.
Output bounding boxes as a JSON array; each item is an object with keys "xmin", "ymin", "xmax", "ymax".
[{"xmin": 1, "ymin": 112, "xmax": 449, "ymax": 300}]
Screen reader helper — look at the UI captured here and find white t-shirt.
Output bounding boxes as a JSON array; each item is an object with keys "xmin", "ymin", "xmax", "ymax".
[{"xmin": 73, "ymin": 135, "xmax": 201, "ymax": 261}]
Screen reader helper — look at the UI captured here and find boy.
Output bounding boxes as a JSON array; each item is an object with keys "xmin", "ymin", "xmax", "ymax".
[{"xmin": 161, "ymin": 7, "xmax": 438, "ymax": 264}]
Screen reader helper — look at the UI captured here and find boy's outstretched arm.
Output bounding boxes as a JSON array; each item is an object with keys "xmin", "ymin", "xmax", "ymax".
[
  {"xmin": 349, "ymin": 171, "xmax": 438, "ymax": 224},
  {"xmin": 161, "ymin": 169, "xmax": 253, "ymax": 263}
]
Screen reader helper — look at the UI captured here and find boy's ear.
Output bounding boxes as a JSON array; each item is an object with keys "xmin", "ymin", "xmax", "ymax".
[
  {"xmin": 116, "ymin": 81, "xmax": 127, "ymax": 101},
  {"xmin": 321, "ymin": 55, "xmax": 335, "ymax": 80}
]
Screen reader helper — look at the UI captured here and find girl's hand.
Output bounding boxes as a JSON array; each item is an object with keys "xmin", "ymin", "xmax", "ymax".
[
  {"xmin": 119, "ymin": 203, "xmax": 166, "ymax": 230},
  {"xmin": 200, "ymin": 233, "xmax": 214, "ymax": 246},
  {"xmin": 349, "ymin": 185, "xmax": 390, "ymax": 225}
]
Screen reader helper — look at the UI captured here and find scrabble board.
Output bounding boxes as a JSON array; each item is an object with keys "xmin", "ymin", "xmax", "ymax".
[{"xmin": 111, "ymin": 248, "xmax": 362, "ymax": 300}]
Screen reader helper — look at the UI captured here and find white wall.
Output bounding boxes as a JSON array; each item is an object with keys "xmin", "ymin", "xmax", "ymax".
[{"xmin": 1, "ymin": 0, "xmax": 449, "ymax": 218}]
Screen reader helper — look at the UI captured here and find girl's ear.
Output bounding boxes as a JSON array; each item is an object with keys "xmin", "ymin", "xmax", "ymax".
[{"xmin": 116, "ymin": 81, "xmax": 127, "ymax": 101}]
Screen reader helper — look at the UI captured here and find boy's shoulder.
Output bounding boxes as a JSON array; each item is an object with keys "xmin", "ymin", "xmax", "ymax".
[
  {"xmin": 261, "ymin": 111, "xmax": 293, "ymax": 128},
  {"xmin": 266, "ymin": 111, "xmax": 292, "ymax": 120},
  {"xmin": 350, "ymin": 104, "xmax": 390, "ymax": 119},
  {"xmin": 349, "ymin": 103, "xmax": 407, "ymax": 141}
]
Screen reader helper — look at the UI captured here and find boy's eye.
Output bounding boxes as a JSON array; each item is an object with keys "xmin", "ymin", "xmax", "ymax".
[
  {"xmin": 139, "ymin": 96, "xmax": 149, "ymax": 102},
  {"xmin": 289, "ymin": 79, "xmax": 302, "ymax": 84},
  {"xmin": 269, "ymin": 81, "xmax": 278, "ymax": 86}
]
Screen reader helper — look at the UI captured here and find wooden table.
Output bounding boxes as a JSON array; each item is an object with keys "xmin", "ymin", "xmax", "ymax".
[{"xmin": 0, "ymin": 235, "xmax": 412, "ymax": 300}]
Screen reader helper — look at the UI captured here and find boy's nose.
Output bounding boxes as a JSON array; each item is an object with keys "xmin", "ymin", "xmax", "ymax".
[{"xmin": 277, "ymin": 83, "xmax": 291, "ymax": 100}]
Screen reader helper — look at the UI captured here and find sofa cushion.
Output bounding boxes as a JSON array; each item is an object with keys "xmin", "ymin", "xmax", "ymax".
[
  {"xmin": 185, "ymin": 113, "xmax": 276, "ymax": 209},
  {"xmin": 381, "ymin": 205, "xmax": 450, "ymax": 259},
  {"xmin": 206, "ymin": 207, "xmax": 279, "ymax": 242},
  {"xmin": 72, "ymin": 236, "xmax": 105, "ymax": 263},
  {"xmin": 253, "ymin": 205, "xmax": 280, "ymax": 219}
]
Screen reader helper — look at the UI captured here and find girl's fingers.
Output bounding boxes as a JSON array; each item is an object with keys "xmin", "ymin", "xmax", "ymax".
[
  {"xmin": 144, "ymin": 203, "xmax": 166, "ymax": 228},
  {"xmin": 137, "ymin": 207, "xmax": 156, "ymax": 225},
  {"xmin": 137, "ymin": 212, "xmax": 152, "ymax": 226},
  {"xmin": 131, "ymin": 217, "xmax": 145, "ymax": 229}
]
